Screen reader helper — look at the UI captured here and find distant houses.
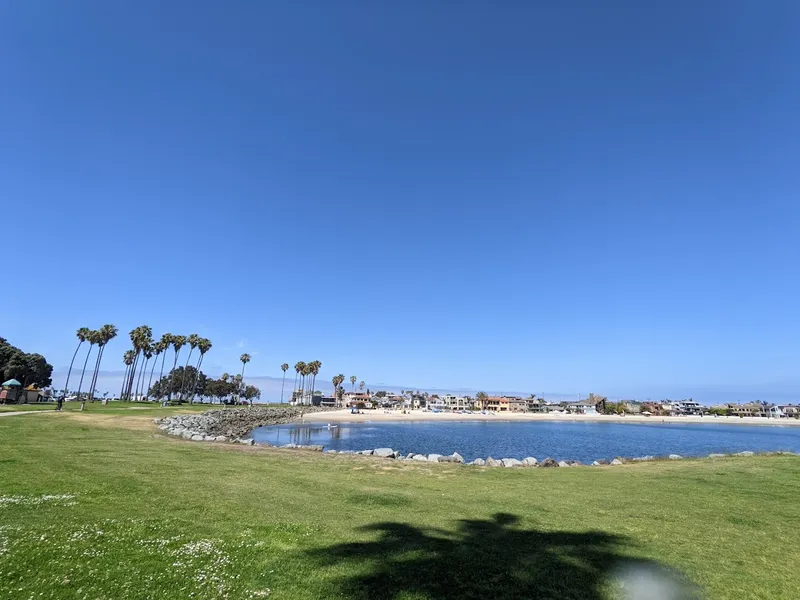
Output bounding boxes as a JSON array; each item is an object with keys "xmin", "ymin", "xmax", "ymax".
[{"xmin": 285, "ymin": 386, "xmax": 799, "ymax": 419}]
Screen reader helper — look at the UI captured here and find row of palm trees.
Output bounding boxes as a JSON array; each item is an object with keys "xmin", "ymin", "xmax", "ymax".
[
  {"xmin": 120, "ymin": 328, "xmax": 213, "ymax": 403},
  {"xmin": 289, "ymin": 360, "xmax": 322, "ymax": 405},
  {"xmin": 64, "ymin": 325, "xmax": 119, "ymax": 410}
]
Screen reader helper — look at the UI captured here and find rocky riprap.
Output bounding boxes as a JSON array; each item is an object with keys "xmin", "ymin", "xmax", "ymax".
[{"xmin": 155, "ymin": 406, "xmax": 332, "ymax": 441}]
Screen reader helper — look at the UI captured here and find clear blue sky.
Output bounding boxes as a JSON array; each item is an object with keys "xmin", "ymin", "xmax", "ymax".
[{"xmin": 2, "ymin": 2, "xmax": 799, "ymax": 403}]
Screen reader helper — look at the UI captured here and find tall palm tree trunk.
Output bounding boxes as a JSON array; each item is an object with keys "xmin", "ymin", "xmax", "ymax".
[
  {"xmin": 240, "ymin": 363, "xmax": 247, "ymax": 407},
  {"xmin": 126, "ymin": 351, "xmax": 140, "ymax": 401},
  {"xmin": 75, "ymin": 345, "xmax": 94, "ymax": 410},
  {"xmin": 280, "ymin": 372, "xmax": 287, "ymax": 404},
  {"xmin": 179, "ymin": 348, "xmax": 194, "ymax": 401},
  {"xmin": 86, "ymin": 346, "xmax": 104, "ymax": 405},
  {"xmin": 135, "ymin": 357, "xmax": 149, "ymax": 402},
  {"xmin": 168, "ymin": 351, "xmax": 180, "ymax": 402},
  {"xmin": 146, "ymin": 356, "xmax": 158, "ymax": 401},
  {"xmin": 64, "ymin": 340, "xmax": 83, "ymax": 398},
  {"xmin": 188, "ymin": 355, "xmax": 204, "ymax": 404},
  {"xmin": 157, "ymin": 352, "xmax": 168, "ymax": 400},
  {"xmin": 293, "ymin": 372, "xmax": 299, "ymax": 402},
  {"xmin": 119, "ymin": 362, "xmax": 130, "ymax": 401}
]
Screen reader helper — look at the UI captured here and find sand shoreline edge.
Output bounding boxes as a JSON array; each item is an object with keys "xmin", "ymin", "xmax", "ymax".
[{"xmin": 300, "ymin": 408, "xmax": 800, "ymax": 426}]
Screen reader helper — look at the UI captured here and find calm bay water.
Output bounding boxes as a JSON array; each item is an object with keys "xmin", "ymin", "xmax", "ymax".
[{"xmin": 251, "ymin": 420, "xmax": 800, "ymax": 462}]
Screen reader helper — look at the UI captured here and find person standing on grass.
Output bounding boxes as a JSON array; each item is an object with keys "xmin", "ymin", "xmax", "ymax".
[{"xmin": 57, "ymin": 395, "xmax": 64, "ymax": 411}]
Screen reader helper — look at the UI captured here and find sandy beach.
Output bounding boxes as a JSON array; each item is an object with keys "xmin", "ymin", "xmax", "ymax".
[{"xmin": 302, "ymin": 408, "xmax": 800, "ymax": 427}]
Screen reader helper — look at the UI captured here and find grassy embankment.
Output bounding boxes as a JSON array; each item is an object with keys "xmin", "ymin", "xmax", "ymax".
[{"xmin": 0, "ymin": 409, "xmax": 798, "ymax": 599}]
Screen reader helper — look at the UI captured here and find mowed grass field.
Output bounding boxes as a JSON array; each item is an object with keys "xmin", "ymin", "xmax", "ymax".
[{"xmin": 1, "ymin": 409, "xmax": 798, "ymax": 599}]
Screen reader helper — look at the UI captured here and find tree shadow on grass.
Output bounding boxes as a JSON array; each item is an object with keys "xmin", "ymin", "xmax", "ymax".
[{"xmin": 306, "ymin": 513, "xmax": 699, "ymax": 600}]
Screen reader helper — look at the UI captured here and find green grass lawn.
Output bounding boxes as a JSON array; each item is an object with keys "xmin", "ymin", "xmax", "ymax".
[{"xmin": 1, "ymin": 412, "xmax": 798, "ymax": 599}]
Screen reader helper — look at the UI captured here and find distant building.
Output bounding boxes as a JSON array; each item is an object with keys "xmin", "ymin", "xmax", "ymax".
[
  {"xmin": 481, "ymin": 396, "xmax": 526, "ymax": 412},
  {"xmin": 564, "ymin": 401, "xmax": 598, "ymax": 415},
  {"xmin": 665, "ymin": 400, "xmax": 702, "ymax": 415},
  {"xmin": 442, "ymin": 394, "xmax": 471, "ymax": 411}
]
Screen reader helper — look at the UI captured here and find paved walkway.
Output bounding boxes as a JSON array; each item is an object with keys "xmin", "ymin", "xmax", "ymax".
[{"xmin": 0, "ymin": 410, "xmax": 56, "ymax": 417}]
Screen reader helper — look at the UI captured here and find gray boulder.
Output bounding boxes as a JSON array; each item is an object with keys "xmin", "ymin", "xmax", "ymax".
[
  {"xmin": 539, "ymin": 458, "xmax": 558, "ymax": 468},
  {"xmin": 591, "ymin": 461, "xmax": 602, "ymax": 466},
  {"xmin": 557, "ymin": 460, "xmax": 570, "ymax": 468},
  {"xmin": 472, "ymin": 458, "xmax": 486, "ymax": 466},
  {"xmin": 181, "ymin": 431, "xmax": 194, "ymax": 439},
  {"xmin": 522, "ymin": 457, "xmax": 538, "ymax": 467},
  {"xmin": 669, "ymin": 454, "xmax": 682, "ymax": 460},
  {"xmin": 735, "ymin": 451, "xmax": 754, "ymax": 457},
  {"xmin": 708, "ymin": 453, "xmax": 727, "ymax": 459},
  {"xmin": 485, "ymin": 457, "xmax": 502, "ymax": 467},
  {"xmin": 610, "ymin": 458, "xmax": 623, "ymax": 466},
  {"xmin": 373, "ymin": 448, "xmax": 396, "ymax": 458},
  {"xmin": 632, "ymin": 455, "xmax": 655, "ymax": 462},
  {"xmin": 412, "ymin": 454, "xmax": 429, "ymax": 462},
  {"xmin": 438, "ymin": 453, "xmax": 465, "ymax": 464},
  {"xmin": 359, "ymin": 449, "xmax": 374, "ymax": 456},
  {"xmin": 214, "ymin": 436, "xmax": 227, "ymax": 443},
  {"xmin": 568, "ymin": 460, "xmax": 583, "ymax": 467},
  {"xmin": 239, "ymin": 438, "xmax": 255, "ymax": 446},
  {"xmin": 204, "ymin": 435, "xmax": 216, "ymax": 442},
  {"xmin": 191, "ymin": 435, "xmax": 204, "ymax": 442},
  {"xmin": 502, "ymin": 458, "xmax": 523, "ymax": 468},
  {"xmin": 427, "ymin": 454, "xmax": 442, "ymax": 463}
]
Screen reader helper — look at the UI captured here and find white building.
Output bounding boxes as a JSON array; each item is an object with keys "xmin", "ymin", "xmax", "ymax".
[{"xmin": 442, "ymin": 394, "xmax": 471, "ymax": 411}]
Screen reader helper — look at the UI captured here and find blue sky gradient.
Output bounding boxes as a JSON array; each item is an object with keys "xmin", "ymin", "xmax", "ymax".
[{"xmin": 2, "ymin": 2, "xmax": 799, "ymax": 403}]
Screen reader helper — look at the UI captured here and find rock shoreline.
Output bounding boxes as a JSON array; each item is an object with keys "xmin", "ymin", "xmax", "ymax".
[
  {"xmin": 155, "ymin": 406, "xmax": 332, "ymax": 440},
  {"xmin": 154, "ymin": 409, "xmax": 796, "ymax": 466}
]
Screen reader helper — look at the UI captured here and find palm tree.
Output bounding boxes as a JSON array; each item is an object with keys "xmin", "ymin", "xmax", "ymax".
[
  {"xmin": 188, "ymin": 338, "xmax": 212, "ymax": 404},
  {"xmin": 280, "ymin": 363, "xmax": 289, "ymax": 403},
  {"xmin": 293, "ymin": 362, "xmax": 306, "ymax": 403},
  {"xmin": 146, "ymin": 339, "xmax": 166, "ymax": 401},
  {"xmin": 240, "ymin": 353, "xmax": 251, "ymax": 406},
  {"xmin": 309, "ymin": 360, "xmax": 322, "ymax": 404},
  {"xmin": 350, "ymin": 375, "xmax": 357, "ymax": 391},
  {"xmin": 167, "ymin": 335, "xmax": 187, "ymax": 402},
  {"xmin": 86, "ymin": 324, "xmax": 118, "ymax": 406},
  {"xmin": 64, "ymin": 327, "xmax": 91, "ymax": 398},
  {"xmin": 119, "ymin": 350, "xmax": 134, "ymax": 400},
  {"xmin": 475, "ymin": 391, "xmax": 489, "ymax": 410},
  {"xmin": 359, "ymin": 380, "xmax": 365, "ymax": 392},
  {"xmin": 180, "ymin": 334, "xmax": 201, "ymax": 400},
  {"xmin": 155, "ymin": 333, "xmax": 173, "ymax": 400},
  {"xmin": 136, "ymin": 343, "xmax": 154, "ymax": 402},
  {"xmin": 332, "ymin": 374, "xmax": 345, "ymax": 406},
  {"xmin": 301, "ymin": 363, "xmax": 313, "ymax": 405},
  {"xmin": 75, "ymin": 330, "xmax": 99, "ymax": 408},
  {"xmin": 123, "ymin": 325, "xmax": 152, "ymax": 401}
]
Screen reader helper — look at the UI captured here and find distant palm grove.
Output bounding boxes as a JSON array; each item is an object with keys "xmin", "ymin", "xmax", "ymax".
[{"xmin": 56, "ymin": 325, "xmax": 334, "ymax": 407}]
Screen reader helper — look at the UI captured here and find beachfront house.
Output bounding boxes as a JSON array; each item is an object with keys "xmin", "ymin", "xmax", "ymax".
[
  {"xmin": 666, "ymin": 399, "xmax": 703, "ymax": 415},
  {"xmin": 427, "ymin": 397, "xmax": 447, "ymax": 411},
  {"xmin": 779, "ymin": 405, "xmax": 798, "ymax": 418},
  {"xmin": 564, "ymin": 400, "xmax": 598, "ymax": 415},
  {"xmin": 525, "ymin": 397, "xmax": 547, "ymax": 412},
  {"xmin": 481, "ymin": 396, "xmax": 526, "ymax": 412},
  {"xmin": 442, "ymin": 394, "xmax": 471, "ymax": 411},
  {"xmin": 766, "ymin": 406, "xmax": 784, "ymax": 419}
]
